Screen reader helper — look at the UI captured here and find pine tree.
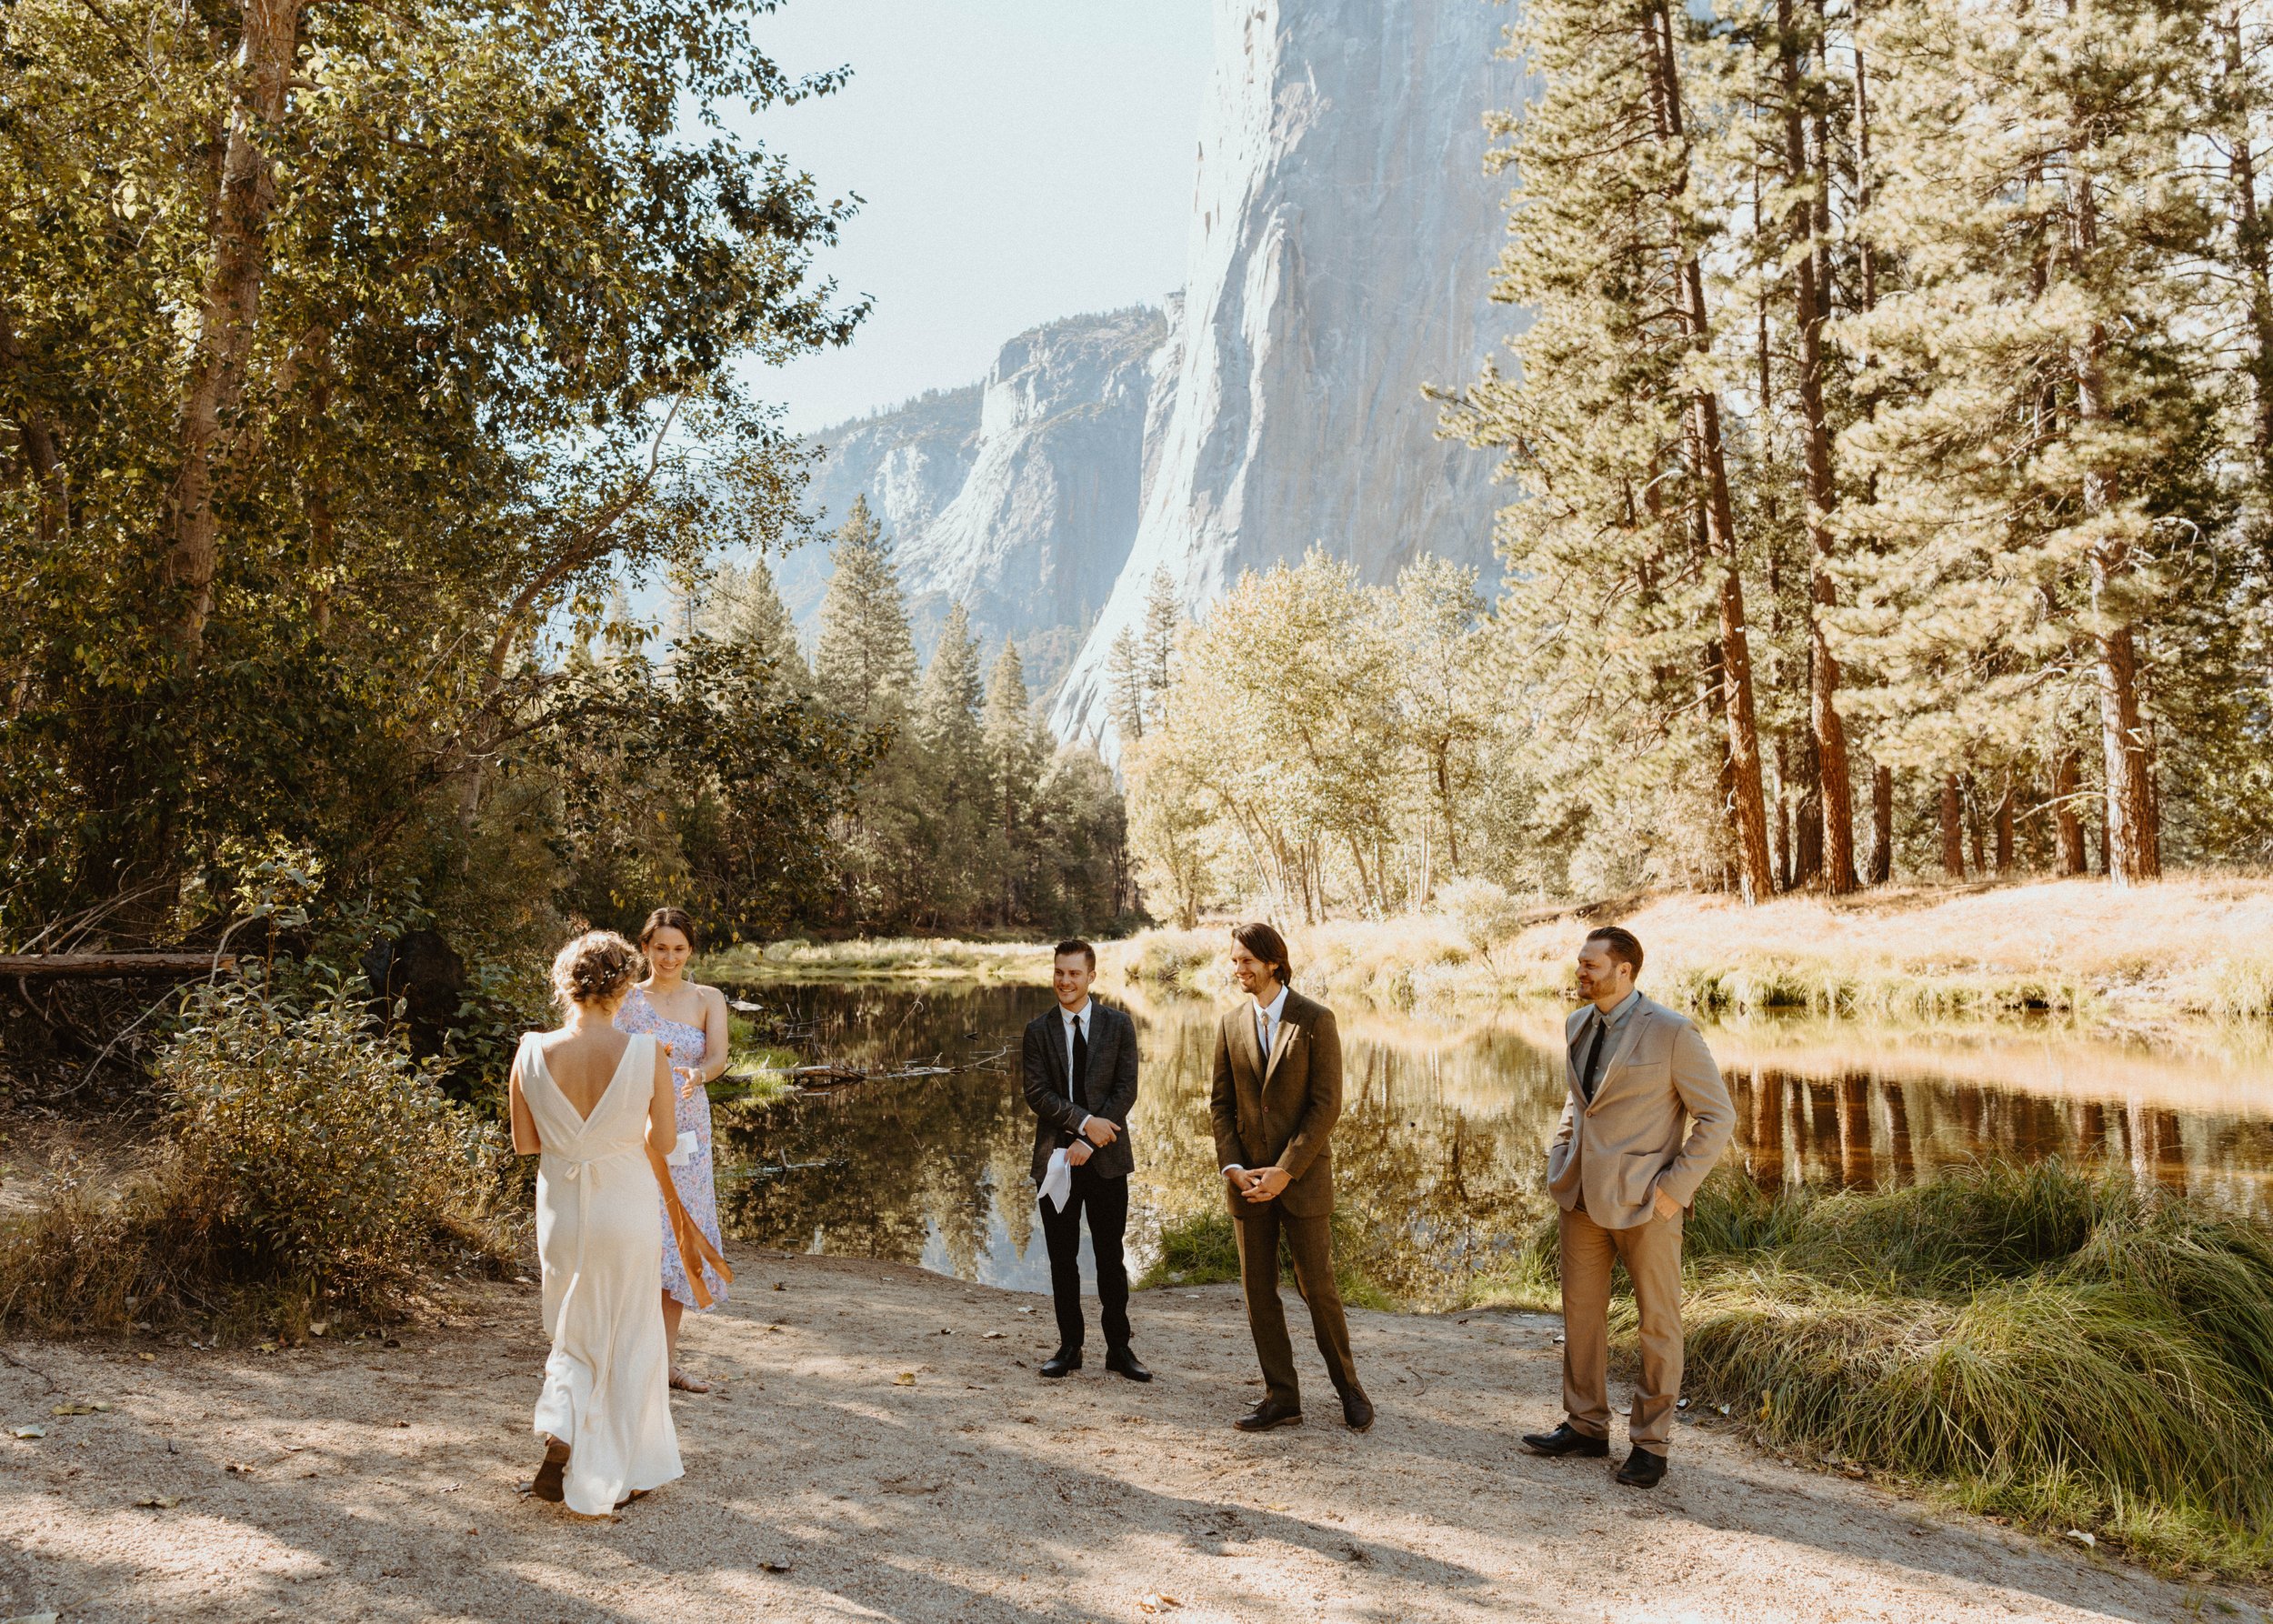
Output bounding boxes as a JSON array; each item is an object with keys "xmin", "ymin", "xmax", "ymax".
[
  {"xmin": 1139, "ymin": 567, "xmax": 1181, "ymax": 707},
  {"xmin": 1446, "ymin": 0, "xmax": 1777, "ymax": 901},
  {"xmin": 982, "ymin": 639, "xmax": 1051, "ymax": 924},
  {"xmin": 1106, "ymin": 626, "xmax": 1147, "ymax": 745},
  {"xmin": 1836, "ymin": 0, "xmax": 2223, "ymax": 887},
  {"xmin": 701, "ymin": 555, "xmax": 807, "ymax": 690},
  {"xmin": 811, "ymin": 495, "xmax": 917, "ymax": 727}
]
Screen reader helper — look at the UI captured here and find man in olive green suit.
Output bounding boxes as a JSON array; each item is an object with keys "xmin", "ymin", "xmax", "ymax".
[
  {"xmin": 1210, "ymin": 922, "xmax": 1373, "ymax": 1434},
  {"xmin": 1523, "ymin": 925, "xmax": 1733, "ymax": 1489}
]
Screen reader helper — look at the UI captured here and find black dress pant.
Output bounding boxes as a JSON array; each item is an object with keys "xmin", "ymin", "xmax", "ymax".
[{"xmin": 1038, "ymin": 1162, "xmax": 1131, "ymax": 1353}]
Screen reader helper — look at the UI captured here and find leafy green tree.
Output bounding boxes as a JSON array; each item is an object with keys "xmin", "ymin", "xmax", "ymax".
[{"xmin": 0, "ymin": 0, "xmax": 861, "ymax": 946}]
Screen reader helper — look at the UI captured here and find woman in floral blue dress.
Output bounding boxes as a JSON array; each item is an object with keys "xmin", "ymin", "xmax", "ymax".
[{"xmin": 615, "ymin": 907, "xmax": 733, "ymax": 1391}]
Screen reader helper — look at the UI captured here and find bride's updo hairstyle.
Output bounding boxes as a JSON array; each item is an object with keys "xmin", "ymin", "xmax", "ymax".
[{"xmin": 551, "ymin": 929, "xmax": 642, "ymax": 1010}]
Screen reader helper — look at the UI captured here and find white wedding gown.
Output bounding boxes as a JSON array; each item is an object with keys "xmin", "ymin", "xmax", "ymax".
[{"xmin": 520, "ymin": 1030, "xmax": 683, "ymax": 1514}]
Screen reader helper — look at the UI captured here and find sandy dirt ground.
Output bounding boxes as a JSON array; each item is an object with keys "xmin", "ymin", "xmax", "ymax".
[{"xmin": 0, "ymin": 1250, "xmax": 2258, "ymax": 1624}]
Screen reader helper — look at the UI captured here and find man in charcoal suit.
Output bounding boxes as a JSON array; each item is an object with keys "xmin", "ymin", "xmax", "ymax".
[
  {"xmin": 1523, "ymin": 925, "xmax": 1734, "ymax": 1488},
  {"xmin": 1211, "ymin": 921, "xmax": 1372, "ymax": 1433},
  {"xmin": 1022, "ymin": 938, "xmax": 1150, "ymax": 1381}
]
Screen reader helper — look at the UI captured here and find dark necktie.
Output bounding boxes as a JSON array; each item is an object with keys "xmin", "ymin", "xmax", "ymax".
[
  {"xmin": 1071, "ymin": 1016, "xmax": 1090, "ymax": 1110},
  {"xmin": 1577, "ymin": 1015, "xmax": 1608, "ymax": 1102}
]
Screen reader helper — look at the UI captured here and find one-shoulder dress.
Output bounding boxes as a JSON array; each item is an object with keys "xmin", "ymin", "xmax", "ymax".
[
  {"xmin": 518, "ymin": 1031, "xmax": 682, "ymax": 1515},
  {"xmin": 615, "ymin": 985, "xmax": 730, "ymax": 1310}
]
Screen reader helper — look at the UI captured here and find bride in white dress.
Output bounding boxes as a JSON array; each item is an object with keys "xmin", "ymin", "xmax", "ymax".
[{"xmin": 508, "ymin": 930, "xmax": 730, "ymax": 1515}]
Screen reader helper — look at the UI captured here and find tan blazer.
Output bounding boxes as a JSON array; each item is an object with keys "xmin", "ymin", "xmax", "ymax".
[
  {"xmin": 1547, "ymin": 992, "xmax": 1734, "ymax": 1229},
  {"xmin": 1209, "ymin": 987, "xmax": 1341, "ymax": 1220}
]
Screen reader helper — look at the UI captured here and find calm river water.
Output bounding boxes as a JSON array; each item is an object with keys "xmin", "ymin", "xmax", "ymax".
[{"xmin": 706, "ymin": 981, "xmax": 2273, "ymax": 1308}]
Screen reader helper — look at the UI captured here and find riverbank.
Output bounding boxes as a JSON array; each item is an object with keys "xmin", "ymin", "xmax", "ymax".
[
  {"xmin": 2, "ymin": 1247, "xmax": 2248, "ymax": 1624},
  {"xmin": 1098, "ymin": 875, "xmax": 2273, "ymax": 1032},
  {"xmin": 697, "ymin": 877, "xmax": 2273, "ymax": 1034}
]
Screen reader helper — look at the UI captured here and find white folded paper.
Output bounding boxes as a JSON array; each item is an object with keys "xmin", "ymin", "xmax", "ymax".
[
  {"xmin": 1038, "ymin": 1146, "xmax": 1072, "ymax": 1212},
  {"xmin": 665, "ymin": 1130, "xmax": 699, "ymax": 1168}
]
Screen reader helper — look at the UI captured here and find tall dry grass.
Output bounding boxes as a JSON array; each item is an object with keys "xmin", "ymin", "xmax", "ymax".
[
  {"xmin": 703, "ymin": 937, "xmax": 1054, "ymax": 984},
  {"xmin": 1099, "ymin": 874, "xmax": 2273, "ymax": 1027},
  {"xmin": 1672, "ymin": 1162, "xmax": 2273, "ymax": 1576}
]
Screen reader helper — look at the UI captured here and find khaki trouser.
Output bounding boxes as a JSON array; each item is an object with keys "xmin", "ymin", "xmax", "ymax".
[
  {"xmin": 1558, "ymin": 1201, "xmax": 1685, "ymax": 1454},
  {"xmin": 1234, "ymin": 1204, "xmax": 1360, "ymax": 1408}
]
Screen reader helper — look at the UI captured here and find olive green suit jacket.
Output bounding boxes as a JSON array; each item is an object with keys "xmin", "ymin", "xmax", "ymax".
[{"xmin": 1209, "ymin": 987, "xmax": 1341, "ymax": 1220}]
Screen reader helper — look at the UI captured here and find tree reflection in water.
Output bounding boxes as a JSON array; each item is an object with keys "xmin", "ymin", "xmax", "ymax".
[{"xmin": 709, "ymin": 982, "xmax": 2273, "ymax": 1307}]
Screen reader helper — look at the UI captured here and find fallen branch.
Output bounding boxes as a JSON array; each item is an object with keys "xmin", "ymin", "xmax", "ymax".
[{"xmin": 0, "ymin": 953, "xmax": 237, "ymax": 979}]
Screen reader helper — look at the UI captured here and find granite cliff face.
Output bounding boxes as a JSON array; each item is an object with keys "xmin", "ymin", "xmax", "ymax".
[
  {"xmin": 791, "ymin": 308, "xmax": 1164, "ymax": 689},
  {"xmin": 788, "ymin": 0, "xmax": 1520, "ymax": 729},
  {"xmin": 1050, "ymin": 0, "xmax": 1522, "ymax": 745},
  {"xmin": 775, "ymin": 383, "xmax": 984, "ymax": 633}
]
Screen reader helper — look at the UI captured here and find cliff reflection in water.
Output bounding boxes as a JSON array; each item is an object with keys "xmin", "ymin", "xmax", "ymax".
[{"xmin": 707, "ymin": 982, "xmax": 2273, "ymax": 1307}]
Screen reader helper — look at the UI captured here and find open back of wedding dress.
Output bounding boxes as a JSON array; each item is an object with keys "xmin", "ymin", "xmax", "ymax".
[{"xmin": 518, "ymin": 1030, "xmax": 683, "ymax": 1514}]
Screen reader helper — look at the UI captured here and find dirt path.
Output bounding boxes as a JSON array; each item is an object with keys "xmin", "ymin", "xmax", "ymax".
[{"xmin": 0, "ymin": 1251, "xmax": 2252, "ymax": 1624}]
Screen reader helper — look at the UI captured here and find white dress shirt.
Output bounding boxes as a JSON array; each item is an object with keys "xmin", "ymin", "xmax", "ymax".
[
  {"xmin": 1062, "ymin": 998, "xmax": 1096, "ymax": 1131},
  {"xmin": 1253, "ymin": 984, "xmax": 1289, "ymax": 1065}
]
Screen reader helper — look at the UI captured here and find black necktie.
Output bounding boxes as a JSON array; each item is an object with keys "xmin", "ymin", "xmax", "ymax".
[
  {"xmin": 1577, "ymin": 1015, "xmax": 1607, "ymax": 1102},
  {"xmin": 1071, "ymin": 1016, "xmax": 1090, "ymax": 1110}
]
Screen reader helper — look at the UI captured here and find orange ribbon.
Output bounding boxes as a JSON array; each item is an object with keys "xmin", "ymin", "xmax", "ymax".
[{"xmin": 647, "ymin": 1143, "xmax": 735, "ymax": 1309}]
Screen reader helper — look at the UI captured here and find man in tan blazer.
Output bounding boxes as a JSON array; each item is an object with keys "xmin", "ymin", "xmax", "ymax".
[
  {"xmin": 1523, "ymin": 925, "xmax": 1732, "ymax": 1488},
  {"xmin": 1209, "ymin": 922, "xmax": 1373, "ymax": 1434}
]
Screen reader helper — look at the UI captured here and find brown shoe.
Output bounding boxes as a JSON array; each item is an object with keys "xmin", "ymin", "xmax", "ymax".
[
  {"xmin": 1339, "ymin": 1388, "xmax": 1376, "ymax": 1433},
  {"xmin": 1234, "ymin": 1399, "xmax": 1305, "ymax": 1432},
  {"xmin": 530, "ymin": 1438, "xmax": 570, "ymax": 1502}
]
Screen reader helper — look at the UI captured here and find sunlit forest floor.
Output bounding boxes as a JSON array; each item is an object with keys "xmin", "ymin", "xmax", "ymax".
[
  {"xmin": 705, "ymin": 875, "xmax": 2273, "ymax": 1034},
  {"xmin": 5, "ymin": 1248, "xmax": 2250, "ymax": 1623}
]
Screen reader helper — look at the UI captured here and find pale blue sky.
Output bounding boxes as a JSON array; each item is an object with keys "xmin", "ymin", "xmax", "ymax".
[{"xmin": 740, "ymin": 1, "xmax": 1215, "ymax": 433}]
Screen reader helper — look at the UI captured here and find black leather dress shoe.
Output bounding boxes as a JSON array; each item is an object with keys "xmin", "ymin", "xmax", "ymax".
[
  {"xmin": 1233, "ymin": 1399, "xmax": 1305, "ymax": 1432},
  {"xmin": 1039, "ymin": 1348, "xmax": 1082, "ymax": 1378},
  {"xmin": 1339, "ymin": 1388, "xmax": 1376, "ymax": 1432},
  {"xmin": 1105, "ymin": 1347, "xmax": 1153, "ymax": 1382},
  {"xmin": 1615, "ymin": 1448, "xmax": 1667, "ymax": 1488},
  {"xmin": 1520, "ymin": 1423, "xmax": 1609, "ymax": 1458}
]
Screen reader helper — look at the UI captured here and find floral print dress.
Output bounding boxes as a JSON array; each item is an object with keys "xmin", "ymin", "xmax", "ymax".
[{"xmin": 614, "ymin": 985, "xmax": 730, "ymax": 1310}]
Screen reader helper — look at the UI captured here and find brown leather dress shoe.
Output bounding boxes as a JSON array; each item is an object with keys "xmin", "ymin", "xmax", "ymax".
[
  {"xmin": 1339, "ymin": 1388, "xmax": 1376, "ymax": 1432},
  {"xmin": 1233, "ymin": 1398, "xmax": 1305, "ymax": 1432}
]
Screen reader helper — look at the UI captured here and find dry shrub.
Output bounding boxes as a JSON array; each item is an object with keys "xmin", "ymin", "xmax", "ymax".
[{"xmin": 0, "ymin": 983, "xmax": 514, "ymax": 1333}]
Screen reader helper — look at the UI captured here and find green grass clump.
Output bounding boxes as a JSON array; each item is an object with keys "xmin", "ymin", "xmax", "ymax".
[
  {"xmin": 1669, "ymin": 1162, "xmax": 2273, "ymax": 1577},
  {"xmin": 1138, "ymin": 1207, "xmax": 1398, "ymax": 1310},
  {"xmin": 1140, "ymin": 1210, "xmax": 1243, "ymax": 1288}
]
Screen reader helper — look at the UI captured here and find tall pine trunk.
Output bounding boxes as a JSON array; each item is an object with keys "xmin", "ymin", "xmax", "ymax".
[
  {"xmin": 2069, "ymin": 174, "xmax": 2158, "ymax": 886},
  {"xmin": 1779, "ymin": 0, "xmax": 1857, "ymax": 893},
  {"xmin": 1939, "ymin": 774, "xmax": 1966, "ymax": 879},
  {"xmin": 1649, "ymin": 0, "xmax": 1776, "ymax": 903},
  {"xmin": 1869, "ymin": 764, "xmax": 1893, "ymax": 883},
  {"xmin": 2052, "ymin": 749, "xmax": 2087, "ymax": 874}
]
